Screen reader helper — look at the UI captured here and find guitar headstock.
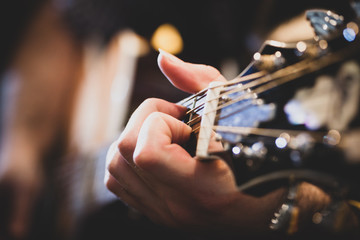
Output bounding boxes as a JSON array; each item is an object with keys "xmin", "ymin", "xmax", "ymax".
[
  {"xmin": 176, "ymin": 5, "xmax": 360, "ymax": 236},
  {"xmin": 180, "ymin": 8, "xmax": 360, "ymax": 201}
]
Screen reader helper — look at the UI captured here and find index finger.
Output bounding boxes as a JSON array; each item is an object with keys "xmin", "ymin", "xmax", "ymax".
[{"xmin": 118, "ymin": 98, "xmax": 186, "ymax": 161}]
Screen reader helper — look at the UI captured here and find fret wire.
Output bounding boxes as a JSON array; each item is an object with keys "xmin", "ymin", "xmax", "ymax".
[
  {"xmin": 185, "ymin": 96, "xmax": 205, "ymax": 115},
  {"xmin": 187, "ymin": 115, "xmax": 201, "ymax": 126},
  {"xmin": 179, "ymin": 93, "xmax": 206, "ymax": 114},
  {"xmin": 177, "ymin": 89, "xmax": 207, "ymax": 106},
  {"xmin": 188, "ymin": 95, "xmax": 198, "ymax": 121},
  {"xmin": 180, "ymin": 98, "xmax": 198, "ymax": 108},
  {"xmin": 186, "ymin": 105, "xmax": 204, "ymax": 118}
]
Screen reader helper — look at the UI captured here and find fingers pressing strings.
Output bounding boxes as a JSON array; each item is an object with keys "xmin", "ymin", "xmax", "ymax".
[
  {"xmin": 118, "ymin": 98, "xmax": 187, "ymax": 162},
  {"xmin": 133, "ymin": 112, "xmax": 196, "ymax": 185}
]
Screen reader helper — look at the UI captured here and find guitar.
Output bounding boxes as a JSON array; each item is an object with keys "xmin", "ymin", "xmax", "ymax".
[{"xmin": 178, "ymin": 8, "xmax": 360, "ymax": 234}]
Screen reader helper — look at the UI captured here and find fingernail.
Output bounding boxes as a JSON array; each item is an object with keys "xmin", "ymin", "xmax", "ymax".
[{"xmin": 158, "ymin": 48, "xmax": 183, "ymax": 63}]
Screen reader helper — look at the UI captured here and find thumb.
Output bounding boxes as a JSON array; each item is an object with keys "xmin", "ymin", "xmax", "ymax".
[{"xmin": 157, "ymin": 49, "xmax": 227, "ymax": 93}]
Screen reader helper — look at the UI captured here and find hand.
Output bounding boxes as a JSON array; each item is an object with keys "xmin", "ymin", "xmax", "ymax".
[{"xmin": 105, "ymin": 50, "xmax": 285, "ymax": 237}]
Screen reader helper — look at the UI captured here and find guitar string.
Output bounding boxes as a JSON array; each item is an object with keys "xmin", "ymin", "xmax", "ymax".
[
  {"xmin": 184, "ymin": 73, "xmax": 266, "ymax": 114},
  {"xmin": 214, "ymin": 58, "xmax": 315, "ymax": 111},
  {"xmin": 187, "ymin": 46, "xmax": 349, "ymax": 130},
  {"xmin": 180, "ymin": 71, "xmax": 267, "ymax": 125},
  {"xmin": 179, "ymin": 71, "xmax": 266, "ymax": 106},
  {"xmin": 188, "ymin": 44, "xmax": 357, "ymax": 139},
  {"xmin": 179, "ymin": 71, "xmax": 266, "ymax": 111},
  {"xmin": 183, "ymin": 71, "xmax": 272, "ymax": 125},
  {"xmin": 182, "ymin": 61, "xmax": 310, "ymax": 116},
  {"xmin": 185, "ymin": 59, "xmax": 311, "ymax": 128},
  {"xmin": 182, "ymin": 59, "xmax": 311, "ymax": 123},
  {"xmin": 186, "ymin": 97, "xmax": 255, "ymax": 127},
  {"xmin": 215, "ymin": 46, "xmax": 348, "ymax": 113}
]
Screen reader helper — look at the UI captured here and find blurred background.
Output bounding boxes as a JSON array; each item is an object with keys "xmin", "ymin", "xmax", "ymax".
[
  {"xmin": 0, "ymin": 0, "xmax": 354, "ymax": 239},
  {"xmin": 62, "ymin": 0, "xmax": 355, "ymax": 115}
]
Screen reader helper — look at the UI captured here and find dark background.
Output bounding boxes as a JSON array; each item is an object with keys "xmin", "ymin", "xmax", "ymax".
[
  {"xmin": 1, "ymin": 0, "xmax": 355, "ymax": 110},
  {"xmin": 0, "ymin": 1, "xmax": 356, "ymax": 239}
]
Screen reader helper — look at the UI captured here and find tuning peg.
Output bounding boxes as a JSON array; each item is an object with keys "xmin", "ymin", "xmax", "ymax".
[
  {"xmin": 306, "ymin": 9, "xmax": 344, "ymax": 39},
  {"xmin": 253, "ymin": 51, "xmax": 285, "ymax": 71}
]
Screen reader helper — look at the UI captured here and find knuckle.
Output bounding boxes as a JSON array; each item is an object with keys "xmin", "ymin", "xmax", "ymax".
[
  {"xmin": 133, "ymin": 146, "xmax": 157, "ymax": 170},
  {"xmin": 105, "ymin": 141, "xmax": 118, "ymax": 166},
  {"xmin": 105, "ymin": 177, "xmax": 112, "ymax": 190},
  {"xmin": 106, "ymin": 158, "xmax": 118, "ymax": 176},
  {"xmin": 105, "ymin": 175, "xmax": 116, "ymax": 192},
  {"xmin": 117, "ymin": 134, "xmax": 134, "ymax": 159}
]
